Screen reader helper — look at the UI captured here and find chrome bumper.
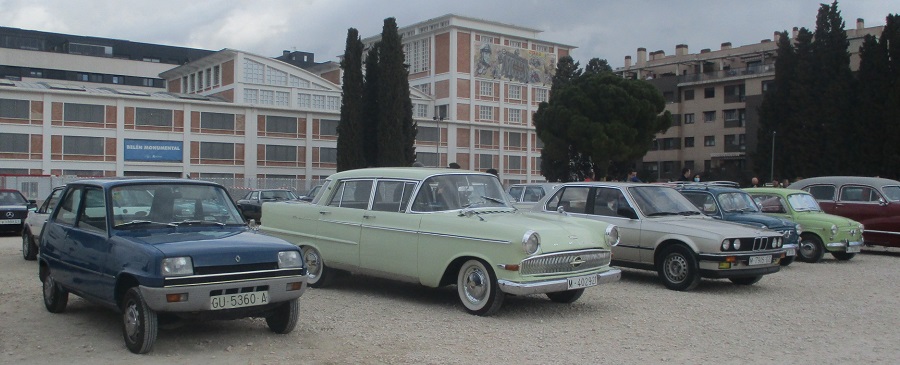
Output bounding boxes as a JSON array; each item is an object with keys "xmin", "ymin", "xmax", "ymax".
[
  {"xmin": 783, "ymin": 243, "xmax": 798, "ymax": 256},
  {"xmin": 826, "ymin": 241, "xmax": 862, "ymax": 251},
  {"xmin": 497, "ymin": 268, "xmax": 621, "ymax": 296}
]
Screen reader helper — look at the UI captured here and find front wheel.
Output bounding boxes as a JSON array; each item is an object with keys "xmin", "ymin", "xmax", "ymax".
[
  {"xmin": 457, "ymin": 259, "xmax": 504, "ymax": 316},
  {"xmin": 302, "ymin": 246, "xmax": 334, "ymax": 288},
  {"xmin": 798, "ymin": 235, "xmax": 825, "ymax": 263},
  {"xmin": 266, "ymin": 299, "xmax": 299, "ymax": 334},
  {"xmin": 42, "ymin": 270, "xmax": 68, "ymax": 313},
  {"xmin": 122, "ymin": 287, "xmax": 158, "ymax": 354},
  {"xmin": 22, "ymin": 229, "xmax": 37, "ymax": 261},
  {"xmin": 730, "ymin": 275, "xmax": 763, "ymax": 285},
  {"xmin": 831, "ymin": 251, "xmax": 856, "ymax": 261},
  {"xmin": 780, "ymin": 256, "xmax": 795, "ymax": 266},
  {"xmin": 657, "ymin": 245, "xmax": 701, "ymax": 291},
  {"xmin": 546, "ymin": 289, "xmax": 585, "ymax": 304}
]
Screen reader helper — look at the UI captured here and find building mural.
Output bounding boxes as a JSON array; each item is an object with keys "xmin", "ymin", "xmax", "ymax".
[{"xmin": 474, "ymin": 41, "xmax": 556, "ymax": 86}]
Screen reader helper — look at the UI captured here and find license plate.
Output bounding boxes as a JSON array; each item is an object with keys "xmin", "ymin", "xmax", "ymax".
[
  {"xmin": 567, "ymin": 274, "xmax": 598, "ymax": 289},
  {"xmin": 210, "ymin": 291, "xmax": 268, "ymax": 310},
  {"xmin": 846, "ymin": 245, "xmax": 861, "ymax": 253},
  {"xmin": 748, "ymin": 255, "xmax": 772, "ymax": 265},
  {"xmin": 0, "ymin": 219, "xmax": 21, "ymax": 225},
  {"xmin": 786, "ymin": 248, "xmax": 796, "ymax": 256}
]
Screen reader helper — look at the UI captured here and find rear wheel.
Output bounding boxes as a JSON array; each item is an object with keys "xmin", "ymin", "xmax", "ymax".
[
  {"xmin": 22, "ymin": 229, "xmax": 37, "ymax": 261},
  {"xmin": 122, "ymin": 287, "xmax": 158, "ymax": 354},
  {"xmin": 546, "ymin": 289, "xmax": 585, "ymax": 304},
  {"xmin": 42, "ymin": 269, "xmax": 68, "ymax": 313},
  {"xmin": 798, "ymin": 235, "xmax": 825, "ymax": 263},
  {"xmin": 729, "ymin": 275, "xmax": 763, "ymax": 285},
  {"xmin": 657, "ymin": 245, "xmax": 701, "ymax": 291},
  {"xmin": 266, "ymin": 299, "xmax": 299, "ymax": 334},
  {"xmin": 831, "ymin": 251, "xmax": 856, "ymax": 261},
  {"xmin": 457, "ymin": 259, "xmax": 504, "ymax": 316},
  {"xmin": 302, "ymin": 246, "xmax": 334, "ymax": 288}
]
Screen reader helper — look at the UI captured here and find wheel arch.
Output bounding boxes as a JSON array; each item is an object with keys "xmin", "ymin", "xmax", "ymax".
[
  {"xmin": 115, "ymin": 273, "xmax": 141, "ymax": 308},
  {"xmin": 439, "ymin": 255, "xmax": 491, "ymax": 287},
  {"xmin": 654, "ymin": 239, "xmax": 694, "ymax": 267}
]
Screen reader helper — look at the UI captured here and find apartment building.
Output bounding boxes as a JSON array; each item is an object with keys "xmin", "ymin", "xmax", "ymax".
[
  {"xmin": 616, "ymin": 19, "xmax": 883, "ymax": 182},
  {"xmin": 361, "ymin": 14, "xmax": 576, "ymax": 183}
]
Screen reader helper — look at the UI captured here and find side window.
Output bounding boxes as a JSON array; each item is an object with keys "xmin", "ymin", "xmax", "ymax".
[
  {"xmin": 78, "ymin": 187, "xmax": 107, "ymax": 233},
  {"xmin": 754, "ymin": 194, "xmax": 787, "ymax": 213},
  {"xmin": 327, "ymin": 180, "xmax": 373, "ymax": 209},
  {"xmin": 40, "ymin": 188, "xmax": 64, "ymax": 215},
  {"xmin": 523, "ymin": 186, "xmax": 545, "ymax": 202},
  {"xmin": 840, "ymin": 186, "xmax": 881, "ymax": 202},
  {"xmin": 548, "ymin": 187, "xmax": 589, "ymax": 214},
  {"xmin": 249, "ymin": 191, "xmax": 259, "ymax": 200},
  {"xmin": 55, "ymin": 188, "xmax": 82, "ymax": 226},
  {"xmin": 592, "ymin": 187, "xmax": 629, "ymax": 217},
  {"xmin": 682, "ymin": 192, "xmax": 718, "ymax": 215},
  {"xmin": 508, "ymin": 186, "xmax": 524, "ymax": 201},
  {"xmin": 806, "ymin": 185, "xmax": 835, "ymax": 201},
  {"xmin": 372, "ymin": 181, "xmax": 415, "ymax": 212}
]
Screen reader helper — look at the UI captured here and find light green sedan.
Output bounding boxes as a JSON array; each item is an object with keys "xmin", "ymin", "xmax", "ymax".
[
  {"xmin": 745, "ymin": 188, "xmax": 864, "ymax": 262},
  {"xmin": 260, "ymin": 168, "xmax": 621, "ymax": 316}
]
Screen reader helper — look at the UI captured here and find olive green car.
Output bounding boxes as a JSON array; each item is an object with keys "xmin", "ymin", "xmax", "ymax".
[
  {"xmin": 260, "ymin": 168, "xmax": 621, "ymax": 316},
  {"xmin": 745, "ymin": 188, "xmax": 864, "ymax": 262}
]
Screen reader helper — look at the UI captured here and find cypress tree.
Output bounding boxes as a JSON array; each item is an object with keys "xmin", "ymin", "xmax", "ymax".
[
  {"xmin": 336, "ymin": 28, "xmax": 366, "ymax": 172},
  {"xmin": 375, "ymin": 17, "xmax": 415, "ymax": 167},
  {"xmin": 855, "ymin": 34, "xmax": 888, "ymax": 176},
  {"xmin": 812, "ymin": 1, "xmax": 854, "ymax": 175},
  {"xmin": 878, "ymin": 14, "xmax": 900, "ymax": 178},
  {"xmin": 757, "ymin": 31, "xmax": 798, "ymax": 181},
  {"xmin": 361, "ymin": 44, "xmax": 380, "ymax": 167}
]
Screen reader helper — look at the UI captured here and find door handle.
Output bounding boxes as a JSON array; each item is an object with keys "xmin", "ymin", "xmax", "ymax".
[
  {"xmin": 363, "ymin": 214, "xmax": 375, "ymax": 219},
  {"xmin": 319, "ymin": 211, "xmax": 331, "ymax": 215}
]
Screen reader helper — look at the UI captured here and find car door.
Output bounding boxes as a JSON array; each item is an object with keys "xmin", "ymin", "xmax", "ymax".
[
  {"xmin": 315, "ymin": 179, "xmax": 372, "ymax": 269},
  {"xmin": 28, "ymin": 186, "xmax": 64, "ymax": 239},
  {"xmin": 588, "ymin": 186, "xmax": 643, "ymax": 263},
  {"xmin": 805, "ymin": 184, "xmax": 837, "ymax": 212},
  {"xmin": 359, "ymin": 180, "xmax": 420, "ymax": 279},
  {"xmin": 66, "ymin": 186, "xmax": 114, "ymax": 302},
  {"xmin": 41, "ymin": 186, "xmax": 83, "ymax": 286}
]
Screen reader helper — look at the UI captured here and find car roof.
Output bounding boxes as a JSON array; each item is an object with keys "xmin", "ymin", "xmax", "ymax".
[
  {"xmin": 326, "ymin": 167, "xmax": 495, "ymax": 181},
  {"xmin": 788, "ymin": 176, "xmax": 900, "ymax": 189},
  {"xmin": 744, "ymin": 187, "xmax": 808, "ymax": 195},
  {"xmin": 68, "ymin": 178, "xmax": 223, "ymax": 189}
]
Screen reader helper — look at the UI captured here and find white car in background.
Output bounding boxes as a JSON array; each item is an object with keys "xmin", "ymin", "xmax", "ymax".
[
  {"xmin": 22, "ymin": 186, "xmax": 65, "ymax": 260},
  {"xmin": 507, "ymin": 183, "xmax": 561, "ymax": 209}
]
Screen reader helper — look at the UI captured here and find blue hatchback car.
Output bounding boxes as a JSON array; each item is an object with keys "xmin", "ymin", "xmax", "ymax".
[
  {"xmin": 38, "ymin": 178, "xmax": 308, "ymax": 354},
  {"xmin": 675, "ymin": 183, "xmax": 802, "ymax": 266}
]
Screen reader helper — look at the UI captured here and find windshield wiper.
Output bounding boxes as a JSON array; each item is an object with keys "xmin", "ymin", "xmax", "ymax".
[
  {"xmin": 678, "ymin": 211, "xmax": 702, "ymax": 215},
  {"xmin": 462, "ymin": 195, "xmax": 508, "ymax": 209},
  {"xmin": 115, "ymin": 220, "xmax": 176, "ymax": 229},
  {"xmin": 647, "ymin": 211, "xmax": 679, "ymax": 217},
  {"xmin": 170, "ymin": 220, "xmax": 226, "ymax": 227}
]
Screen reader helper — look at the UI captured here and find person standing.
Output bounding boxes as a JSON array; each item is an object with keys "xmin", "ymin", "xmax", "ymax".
[
  {"xmin": 693, "ymin": 174, "xmax": 701, "ymax": 182},
  {"xmin": 751, "ymin": 177, "xmax": 759, "ymax": 187},
  {"xmin": 677, "ymin": 168, "xmax": 692, "ymax": 182},
  {"xmin": 628, "ymin": 170, "xmax": 642, "ymax": 183}
]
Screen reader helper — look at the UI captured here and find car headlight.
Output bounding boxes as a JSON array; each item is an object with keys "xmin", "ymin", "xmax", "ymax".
[
  {"xmin": 522, "ymin": 230, "xmax": 541, "ymax": 255},
  {"xmin": 721, "ymin": 239, "xmax": 731, "ymax": 251},
  {"xmin": 830, "ymin": 224, "xmax": 838, "ymax": 237},
  {"xmin": 161, "ymin": 257, "xmax": 193, "ymax": 277},
  {"xmin": 774, "ymin": 237, "xmax": 781, "ymax": 248},
  {"xmin": 605, "ymin": 225, "xmax": 620, "ymax": 247},
  {"xmin": 733, "ymin": 239, "xmax": 741, "ymax": 250},
  {"xmin": 278, "ymin": 250, "xmax": 303, "ymax": 268},
  {"xmin": 796, "ymin": 224, "xmax": 802, "ymax": 235},
  {"xmin": 858, "ymin": 223, "xmax": 864, "ymax": 232}
]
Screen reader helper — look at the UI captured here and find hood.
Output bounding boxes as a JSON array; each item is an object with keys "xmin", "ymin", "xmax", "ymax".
[
  {"xmin": 117, "ymin": 229, "xmax": 297, "ymax": 267},
  {"xmin": 798, "ymin": 211, "xmax": 860, "ymax": 228},
  {"xmin": 724, "ymin": 212, "xmax": 794, "ymax": 230},
  {"xmin": 650, "ymin": 215, "xmax": 777, "ymax": 239}
]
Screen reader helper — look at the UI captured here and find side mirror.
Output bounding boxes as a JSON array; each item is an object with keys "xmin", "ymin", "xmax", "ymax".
[
  {"xmin": 617, "ymin": 206, "xmax": 638, "ymax": 219},
  {"xmin": 28, "ymin": 200, "xmax": 37, "ymax": 210},
  {"xmin": 879, "ymin": 197, "xmax": 888, "ymax": 206},
  {"xmin": 248, "ymin": 219, "xmax": 259, "ymax": 231}
]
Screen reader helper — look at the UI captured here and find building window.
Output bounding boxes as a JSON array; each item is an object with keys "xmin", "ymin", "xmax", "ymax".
[
  {"xmin": 319, "ymin": 147, "xmax": 337, "ymax": 163},
  {"xmin": 0, "ymin": 133, "xmax": 29, "ymax": 153},
  {"xmin": 198, "ymin": 71, "xmax": 204, "ymax": 89},
  {"xmin": 200, "ymin": 112, "xmax": 235, "ymax": 130},
  {"xmin": 507, "ymin": 108, "xmax": 521, "ymax": 124},
  {"xmin": 508, "ymin": 155, "xmax": 523, "ymax": 170},
  {"xmin": 413, "ymin": 83, "xmax": 431, "ymax": 95},
  {"xmin": 200, "ymin": 142, "xmax": 234, "ymax": 159},
  {"xmin": 535, "ymin": 137, "xmax": 545, "ymax": 149},
  {"xmin": 509, "ymin": 84, "xmax": 522, "ymax": 100},
  {"xmin": 267, "ymin": 67, "xmax": 288, "ymax": 86},
  {"xmin": 403, "ymin": 38, "xmax": 430, "ymax": 74},
  {"xmin": 479, "ymin": 130, "xmax": 494, "ymax": 147},
  {"xmin": 534, "ymin": 44, "xmax": 549, "ymax": 52},
  {"xmin": 508, "ymin": 40, "xmax": 523, "ymax": 48},
  {"xmin": 63, "ymin": 136, "xmax": 104, "ymax": 155},
  {"xmin": 298, "ymin": 94, "xmax": 311, "ymax": 108},
  {"xmin": 327, "ymin": 96, "xmax": 340, "ymax": 110},
  {"xmin": 703, "ymin": 111, "xmax": 716, "ymax": 123},
  {"xmin": 415, "ymin": 152, "xmax": 438, "ymax": 166},
  {"xmin": 276, "ymin": 91, "xmax": 290, "ymax": 106},
  {"xmin": 266, "ymin": 116, "xmax": 297, "ymax": 134},
  {"xmin": 417, "ymin": 126, "xmax": 439, "ymax": 142},
  {"xmin": 64, "ymin": 103, "xmax": 104, "ymax": 123},
  {"xmin": 480, "ymin": 35, "xmax": 495, "ymax": 44},
  {"xmin": 213, "ymin": 65, "xmax": 220, "ymax": 86},
  {"xmin": 684, "ymin": 113, "xmax": 695, "ymax": 124},
  {"xmin": 684, "ymin": 137, "xmax": 695, "ymax": 148},
  {"xmin": 135, "ymin": 108, "xmax": 173, "ymax": 127},
  {"xmin": 189, "ymin": 74, "xmax": 196, "ymax": 92},
  {"xmin": 534, "ymin": 88, "xmax": 549, "ymax": 102},
  {"xmin": 479, "ymin": 81, "xmax": 494, "ymax": 97},
  {"xmin": 507, "ymin": 132, "xmax": 522, "ymax": 148},
  {"xmin": 704, "ymin": 87, "xmax": 715, "ymax": 98},
  {"xmin": 414, "ymin": 104, "xmax": 428, "ymax": 118},
  {"xmin": 704, "ymin": 136, "xmax": 716, "ymax": 147},
  {"xmin": 111, "ymin": 76, "xmax": 122, "ymax": 84},
  {"xmin": 260, "ymin": 90, "xmax": 274, "ymax": 105},
  {"xmin": 244, "ymin": 89, "xmax": 259, "ymax": 104},
  {"xmin": 478, "ymin": 106, "xmax": 494, "ymax": 121},
  {"xmin": 244, "ymin": 59, "xmax": 264, "ymax": 83},
  {"xmin": 320, "ymin": 119, "xmax": 339, "ymax": 136},
  {"xmin": 0, "ymin": 99, "xmax": 29, "ymax": 119},
  {"xmin": 479, "ymin": 154, "xmax": 493, "ymax": 168},
  {"xmin": 265, "ymin": 145, "xmax": 296, "ymax": 162},
  {"xmin": 312, "ymin": 95, "xmax": 326, "ymax": 109},
  {"xmin": 684, "ymin": 89, "xmax": 694, "ymax": 100},
  {"xmin": 182, "ymin": 76, "xmax": 188, "ymax": 92}
]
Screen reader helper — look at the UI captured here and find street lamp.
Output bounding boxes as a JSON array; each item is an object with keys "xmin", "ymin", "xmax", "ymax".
[
  {"xmin": 433, "ymin": 116, "xmax": 444, "ymax": 167},
  {"xmin": 770, "ymin": 131, "xmax": 776, "ymax": 182}
]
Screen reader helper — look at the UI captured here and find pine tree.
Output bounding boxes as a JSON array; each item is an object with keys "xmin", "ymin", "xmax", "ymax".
[
  {"xmin": 375, "ymin": 17, "xmax": 415, "ymax": 166},
  {"xmin": 336, "ymin": 28, "xmax": 366, "ymax": 172}
]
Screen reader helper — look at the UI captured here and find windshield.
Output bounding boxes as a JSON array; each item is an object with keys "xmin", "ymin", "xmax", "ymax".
[
  {"xmin": 412, "ymin": 174, "xmax": 511, "ymax": 212},
  {"xmin": 111, "ymin": 183, "xmax": 245, "ymax": 228},
  {"xmin": 787, "ymin": 193, "xmax": 822, "ymax": 212},
  {"xmin": 718, "ymin": 192, "xmax": 760, "ymax": 213},
  {"xmin": 629, "ymin": 186, "xmax": 701, "ymax": 217},
  {"xmin": 883, "ymin": 186, "xmax": 900, "ymax": 201},
  {"xmin": 0, "ymin": 190, "xmax": 27, "ymax": 205}
]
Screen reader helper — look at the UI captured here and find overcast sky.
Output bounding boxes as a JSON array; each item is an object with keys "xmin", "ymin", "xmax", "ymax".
[{"xmin": 0, "ymin": 0, "xmax": 892, "ymax": 68}]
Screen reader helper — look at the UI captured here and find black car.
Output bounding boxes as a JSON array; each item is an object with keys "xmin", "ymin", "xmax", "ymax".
[
  {"xmin": 298, "ymin": 185, "xmax": 322, "ymax": 202},
  {"xmin": 0, "ymin": 189, "xmax": 36, "ymax": 235},
  {"xmin": 236, "ymin": 189, "xmax": 299, "ymax": 222}
]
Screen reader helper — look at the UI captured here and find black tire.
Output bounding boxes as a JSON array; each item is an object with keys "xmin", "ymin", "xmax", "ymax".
[
  {"xmin": 457, "ymin": 259, "xmax": 505, "ymax": 316},
  {"xmin": 798, "ymin": 234, "xmax": 825, "ymax": 263},
  {"xmin": 657, "ymin": 245, "xmax": 701, "ymax": 291},
  {"xmin": 831, "ymin": 251, "xmax": 856, "ymax": 261},
  {"xmin": 729, "ymin": 275, "xmax": 763, "ymax": 285},
  {"xmin": 302, "ymin": 246, "xmax": 334, "ymax": 288},
  {"xmin": 266, "ymin": 299, "xmax": 299, "ymax": 334},
  {"xmin": 546, "ymin": 289, "xmax": 585, "ymax": 304},
  {"xmin": 42, "ymin": 269, "xmax": 68, "ymax": 313},
  {"xmin": 22, "ymin": 229, "xmax": 37, "ymax": 261},
  {"xmin": 121, "ymin": 287, "xmax": 158, "ymax": 354},
  {"xmin": 780, "ymin": 256, "xmax": 795, "ymax": 266}
]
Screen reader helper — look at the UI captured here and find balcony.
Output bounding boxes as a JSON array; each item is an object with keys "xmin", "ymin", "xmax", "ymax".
[
  {"xmin": 724, "ymin": 143, "xmax": 747, "ymax": 153},
  {"xmin": 677, "ymin": 64, "xmax": 775, "ymax": 85}
]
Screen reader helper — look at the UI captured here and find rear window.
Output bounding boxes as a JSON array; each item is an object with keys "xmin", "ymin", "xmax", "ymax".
[
  {"xmin": 883, "ymin": 186, "xmax": 900, "ymax": 201},
  {"xmin": 0, "ymin": 190, "xmax": 27, "ymax": 205},
  {"xmin": 806, "ymin": 185, "xmax": 835, "ymax": 201}
]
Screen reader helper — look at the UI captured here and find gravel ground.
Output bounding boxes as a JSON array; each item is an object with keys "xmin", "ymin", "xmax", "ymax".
[{"xmin": 1, "ymin": 233, "xmax": 898, "ymax": 364}]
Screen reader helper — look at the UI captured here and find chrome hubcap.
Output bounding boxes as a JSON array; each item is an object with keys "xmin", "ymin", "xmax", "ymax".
[
  {"xmin": 305, "ymin": 250, "xmax": 321, "ymax": 280},
  {"xmin": 664, "ymin": 255, "xmax": 688, "ymax": 283},
  {"xmin": 800, "ymin": 241, "xmax": 817, "ymax": 257},
  {"xmin": 462, "ymin": 266, "xmax": 488, "ymax": 304},
  {"xmin": 124, "ymin": 301, "xmax": 140, "ymax": 338}
]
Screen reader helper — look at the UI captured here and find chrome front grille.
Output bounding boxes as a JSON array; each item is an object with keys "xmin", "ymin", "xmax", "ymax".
[
  {"xmin": 520, "ymin": 249, "xmax": 611, "ymax": 276},
  {"xmin": 737, "ymin": 236, "xmax": 775, "ymax": 251}
]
